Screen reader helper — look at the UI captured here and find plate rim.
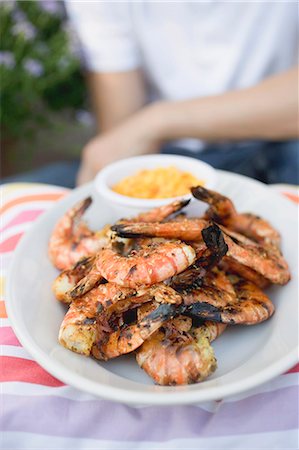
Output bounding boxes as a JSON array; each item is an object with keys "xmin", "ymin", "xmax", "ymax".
[{"xmin": 5, "ymin": 171, "xmax": 299, "ymax": 405}]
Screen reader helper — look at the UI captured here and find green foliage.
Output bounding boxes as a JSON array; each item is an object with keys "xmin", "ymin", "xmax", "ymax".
[{"xmin": 0, "ymin": 0, "xmax": 86, "ymax": 139}]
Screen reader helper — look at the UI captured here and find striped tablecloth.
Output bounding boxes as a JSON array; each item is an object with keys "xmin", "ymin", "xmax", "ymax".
[{"xmin": 1, "ymin": 182, "xmax": 298, "ymax": 450}]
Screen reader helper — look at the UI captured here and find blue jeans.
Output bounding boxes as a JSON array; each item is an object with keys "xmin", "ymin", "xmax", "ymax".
[
  {"xmin": 2, "ymin": 141, "xmax": 298, "ymax": 188},
  {"xmin": 162, "ymin": 140, "xmax": 299, "ymax": 185}
]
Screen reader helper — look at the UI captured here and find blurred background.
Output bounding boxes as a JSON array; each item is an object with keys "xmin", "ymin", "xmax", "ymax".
[
  {"xmin": 1, "ymin": 1, "xmax": 298, "ymax": 186},
  {"xmin": 1, "ymin": 0, "xmax": 93, "ymax": 179}
]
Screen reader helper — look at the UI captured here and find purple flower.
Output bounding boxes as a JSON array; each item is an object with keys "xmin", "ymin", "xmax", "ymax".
[
  {"xmin": 12, "ymin": 20, "xmax": 36, "ymax": 41},
  {"xmin": 38, "ymin": 0, "xmax": 63, "ymax": 16},
  {"xmin": 0, "ymin": 51, "xmax": 15, "ymax": 69},
  {"xmin": 76, "ymin": 110, "xmax": 94, "ymax": 127},
  {"xmin": 12, "ymin": 8, "xmax": 27, "ymax": 23},
  {"xmin": 23, "ymin": 59, "xmax": 44, "ymax": 77}
]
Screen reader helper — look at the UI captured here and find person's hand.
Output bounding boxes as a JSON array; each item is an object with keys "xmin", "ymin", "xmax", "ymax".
[{"xmin": 76, "ymin": 104, "xmax": 163, "ymax": 185}]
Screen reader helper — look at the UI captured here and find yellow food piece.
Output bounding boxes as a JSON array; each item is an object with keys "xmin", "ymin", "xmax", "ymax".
[{"xmin": 112, "ymin": 166, "xmax": 204, "ymax": 199}]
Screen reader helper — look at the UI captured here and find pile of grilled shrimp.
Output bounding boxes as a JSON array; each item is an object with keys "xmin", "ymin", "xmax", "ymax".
[{"xmin": 49, "ymin": 186, "xmax": 290, "ymax": 386}]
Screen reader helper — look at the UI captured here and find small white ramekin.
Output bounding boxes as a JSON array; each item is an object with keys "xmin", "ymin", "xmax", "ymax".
[{"xmin": 94, "ymin": 154, "xmax": 218, "ymax": 218}]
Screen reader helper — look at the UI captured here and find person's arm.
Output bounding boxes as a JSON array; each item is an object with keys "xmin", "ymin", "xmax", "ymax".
[
  {"xmin": 154, "ymin": 66, "xmax": 299, "ymax": 142},
  {"xmin": 77, "ymin": 69, "xmax": 147, "ymax": 184},
  {"xmin": 87, "ymin": 69, "xmax": 146, "ymax": 132},
  {"xmin": 78, "ymin": 67, "xmax": 299, "ymax": 185}
]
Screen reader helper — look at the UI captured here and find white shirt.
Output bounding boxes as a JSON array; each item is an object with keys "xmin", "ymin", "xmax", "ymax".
[{"xmin": 66, "ymin": 1, "xmax": 298, "ymax": 150}]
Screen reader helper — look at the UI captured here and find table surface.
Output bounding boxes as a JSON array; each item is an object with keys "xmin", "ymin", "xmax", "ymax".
[{"xmin": 1, "ymin": 182, "xmax": 298, "ymax": 450}]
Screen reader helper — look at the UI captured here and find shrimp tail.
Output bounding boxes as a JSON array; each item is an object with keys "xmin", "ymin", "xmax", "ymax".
[
  {"xmin": 52, "ymin": 255, "xmax": 96, "ymax": 303},
  {"xmin": 181, "ymin": 278, "xmax": 275, "ymax": 325},
  {"xmin": 74, "ymin": 196, "xmax": 92, "ymax": 217},
  {"xmin": 173, "ymin": 198, "xmax": 191, "ymax": 209},
  {"xmin": 70, "ymin": 197, "xmax": 93, "ymax": 234},
  {"xmin": 110, "ymin": 223, "xmax": 144, "ymax": 239},
  {"xmin": 191, "ymin": 185, "xmax": 217, "ymax": 204},
  {"xmin": 191, "ymin": 186, "xmax": 235, "ymax": 222},
  {"xmin": 69, "ymin": 271, "xmax": 105, "ymax": 299},
  {"xmin": 201, "ymin": 224, "xmax": 228, "ymax": 265},
  {"xmin": 170, "ymin": 224, "xmax": 228, "ymax": 293},
  {"xmin": 180, "ymin": 302, "xmax": 223, "ymax": 322},
  {"xmin": 143, "ymin": 302, "xmax": 178, "ymax": 324}
]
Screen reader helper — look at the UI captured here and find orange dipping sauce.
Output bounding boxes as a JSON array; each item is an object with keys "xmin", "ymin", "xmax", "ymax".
[{"xmin": 112, "ymin": 166, "xmax": 205, "ymax": 199}]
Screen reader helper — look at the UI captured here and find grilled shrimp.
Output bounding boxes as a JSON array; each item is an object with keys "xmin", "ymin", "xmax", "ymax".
[
  {"xmin": 183, "ymin": 277, "xmax": 275, "ymax": 325},
  {"xmin": 112, "ymin": 218, "xmax": 255, "ymax": 245},
  {"xmin": 68, "ymin": 239, "xmax": 166, "ymax": 301},
  {"xmin": 93, "ymin": 241, "xmax": 196, "ymax": 288},
  {"xmin": 223, "ymin": 231, "xmax": 290, "ymax": 285},
  {"xmin": 69, "ymin": 238, "xmax": 183, "ymax": 300},
  {"xmin": 136, "ymin": 317, "xmax": 225, "ymax": 385},
  {"xmin": 114, "ymin": 219, "xmax": 290, "ymax": 285},
  {"xmin": 52, "ymin": 256, "xmax": 97, "ymax": 303},
  {"xmin": 220, "ymin": 256, "xmax": 270, "ymax": 289},
  {"xmin": 59, "ymin": 283, "xmax": 181, "ymax": 355},
  {"xmin": 63, "ymin": 201, "xmax": 191, "ymax": 299},
  {"xmin": 67, "ymin": 262, "xmax": 106, "ymax": 300},
  {"xmin": 171, "ymin": 224, "xmax": 228, "ymax": 291},
  {"xmin": 112, "ymin": 218, "xmax": 209, "ymax": 241},
  {"xmin": 58, "ymin": 283, "xmax": 136, "ymax": 355},
  {"xmin": 69, "ymin": 240, "xmax": 195, "ymax": 295},
  {"xmin": 112, "ymin": 218, "xmax": 255, "ymax": 246},
  {"xmin": 180, "ymin": 269, "xmax": 237, "ymax": 312},
  {"xmin": 49, "ymin": 197, "xmax": 111, "ymax": 270},
  {"xmin": 191, "ymin": 186, "xmax": 281, "ymax": 249},
  {"xmin": 49, "ymin": 195, "xmax": 187, "ymax": 272},
  {"xmin": 92, "ymin": 301, "xmax": 179, "ymax": 360}
]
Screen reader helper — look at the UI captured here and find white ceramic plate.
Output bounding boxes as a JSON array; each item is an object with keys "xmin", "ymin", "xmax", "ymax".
[{"xmin": 6, "ymin": 171, "xmax": 298, "ymax": 406}]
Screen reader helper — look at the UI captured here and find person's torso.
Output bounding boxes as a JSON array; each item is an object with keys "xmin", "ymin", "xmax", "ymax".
[{"xmin": 130, "ymin": 2, "xmax": 298, "ymax": 101}]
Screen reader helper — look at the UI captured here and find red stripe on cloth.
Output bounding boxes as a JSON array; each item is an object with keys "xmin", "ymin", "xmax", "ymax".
[
  {"xmin": 1, "ymin": 209, "xmax": 43, "ymax": 232},
  {"xmin": 286, "ymin": 363, "xmax": 299, "ymax": 374},
  {"xmin": 0, "ymin": 233, "xmax": 23, "ymax": 253},
  {"xmin": 0, "ymin": 327, "xmax": 21, "ymax": 346},
  {"xmin": 1, "ymin": 356, "xmax": 64, "ymax": 387},
  {"xmin": 0, "ymin": 193, "xmax": 66, "ymax": 215}
]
